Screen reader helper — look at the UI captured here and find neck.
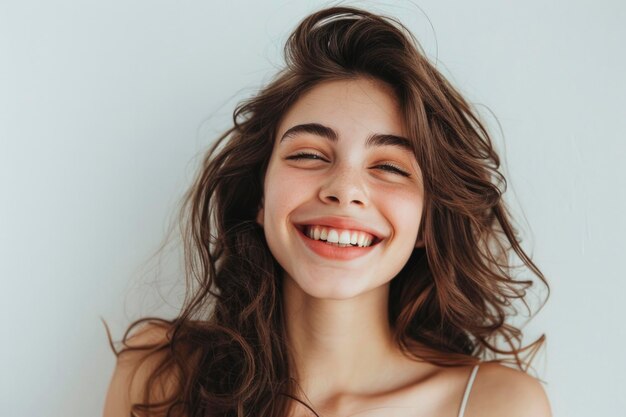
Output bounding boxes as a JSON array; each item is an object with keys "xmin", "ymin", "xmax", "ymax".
[{"xmin": 282, "ymin": 275, "xmax": 404, "ymax": 403}]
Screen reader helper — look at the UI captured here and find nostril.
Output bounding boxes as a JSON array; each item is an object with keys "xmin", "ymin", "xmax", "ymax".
[{"xmin": 322, "ymin": 197, "xmax": 366, "ymax": 208}]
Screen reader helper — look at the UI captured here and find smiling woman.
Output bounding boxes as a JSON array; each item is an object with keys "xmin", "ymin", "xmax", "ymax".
[
  {"xmin": 258, "ymin": 78, "xmax": 424, "ymax": 299},
  {"xmin": 103, "ymin": 6, "xmax": 551, "ymax": 417}
]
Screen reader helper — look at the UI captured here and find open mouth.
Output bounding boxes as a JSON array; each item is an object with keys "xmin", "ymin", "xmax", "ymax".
[{"xmin": 294, "ymin": 224, "xmax": 383, "ymax": 248}]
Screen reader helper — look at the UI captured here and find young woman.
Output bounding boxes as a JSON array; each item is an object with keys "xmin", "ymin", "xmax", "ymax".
[{"xmin": 103, "ymin": 6, "xmax": 551, "ymax": 417}]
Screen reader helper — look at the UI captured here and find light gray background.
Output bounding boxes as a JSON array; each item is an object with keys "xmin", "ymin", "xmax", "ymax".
[{"xmin": 1, "ymin": 1, "xmax": 624, "ymax": 416}]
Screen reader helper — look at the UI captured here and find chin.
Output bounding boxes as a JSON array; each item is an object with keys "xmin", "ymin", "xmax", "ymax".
[{"xmin": 285, "ymin": 271, "xmax": 382, "ymax": 301}]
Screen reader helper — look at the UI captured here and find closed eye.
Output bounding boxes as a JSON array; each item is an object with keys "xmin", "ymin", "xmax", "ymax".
[
  {"xmin": 286, "ymin": 152, "xmax": 411, "ymax": 178},
  {"xmin": 286, "ymin": 152, "xmax": 327, "ymax": 161},
  {"xmin": 375, "ymin": 163, "xmax": 411, "ymax": 177}
]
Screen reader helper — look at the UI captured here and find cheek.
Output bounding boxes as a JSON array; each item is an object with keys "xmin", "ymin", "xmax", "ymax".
[
  {"xmin": 263, "ymin": 166, "xmax": 314, "ymax": 218},
  {"xmin": 377, "ymin": 189, "xmax": 424, "ymax": 234}
]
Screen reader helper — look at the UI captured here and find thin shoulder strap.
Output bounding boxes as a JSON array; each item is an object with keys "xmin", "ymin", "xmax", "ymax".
[{"xmin": 457, "ymin": 364, "xmax": 480, "ymax": 417}]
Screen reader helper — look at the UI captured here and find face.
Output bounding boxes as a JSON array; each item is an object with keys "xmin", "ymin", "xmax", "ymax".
[{"xmin": 257, "ymin": 77, "xmax": 424, "ymax": 300}]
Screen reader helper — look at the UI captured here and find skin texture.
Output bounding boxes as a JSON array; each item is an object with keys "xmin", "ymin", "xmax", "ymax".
[{"xmin": 257, "ymin": 77, "xmax": 424, "ymax": 300}]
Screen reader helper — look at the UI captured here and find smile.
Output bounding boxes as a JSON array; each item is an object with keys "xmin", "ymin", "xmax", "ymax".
[
  {"xmin": 294, "ymin": 224, "xmax": 382, "ymax": 260},
  {"xmin": 303, "ymin": 225, "xmax": 379, "ymax": 247}
]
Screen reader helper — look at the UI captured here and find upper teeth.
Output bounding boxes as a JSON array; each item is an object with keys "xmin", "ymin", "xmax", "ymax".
[{"xmin": 304, "ymin": 225, "xmax": 375, "ymax": 247}]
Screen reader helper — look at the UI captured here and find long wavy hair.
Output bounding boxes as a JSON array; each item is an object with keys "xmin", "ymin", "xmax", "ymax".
[{"xmin": 105, "ymin": 6, "xmax": 549, "ymax": 417}]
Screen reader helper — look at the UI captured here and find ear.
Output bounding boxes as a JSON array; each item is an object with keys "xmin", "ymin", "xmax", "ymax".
[
  {"xmin": 256, "ymin": 199, "xmax": 264, "ymax": 227},
  {"xmin": 414, "ymin": 230, "xmax": 425, "ymax": 248}
]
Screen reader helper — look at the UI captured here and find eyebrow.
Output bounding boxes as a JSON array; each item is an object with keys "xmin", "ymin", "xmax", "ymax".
[{"xmin": 279, "ymin": 123, "xmax": 413, "ymax": 152}]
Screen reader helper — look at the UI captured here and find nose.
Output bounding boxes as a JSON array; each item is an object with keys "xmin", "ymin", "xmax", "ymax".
[{"xmin": 318, "ymin": 164, "xmax": 368, "ymax": 207}]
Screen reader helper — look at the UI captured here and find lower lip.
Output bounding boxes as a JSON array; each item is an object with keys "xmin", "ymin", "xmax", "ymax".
[{"xmin": 294, "ymin": 225, "xmax": 379, "ymax": 260}]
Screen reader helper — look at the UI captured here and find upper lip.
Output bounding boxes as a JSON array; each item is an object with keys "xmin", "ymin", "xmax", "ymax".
[{"xmin": 293, "ymin": 216, "xmax": 386, "ymax": 241}]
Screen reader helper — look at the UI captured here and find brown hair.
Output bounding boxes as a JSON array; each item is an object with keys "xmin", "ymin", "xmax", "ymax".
[{"xmin": 105, "ymin": 6, "xmax": 548, "ymax": 417}]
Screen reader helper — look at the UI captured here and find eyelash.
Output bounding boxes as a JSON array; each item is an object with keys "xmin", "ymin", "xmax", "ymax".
[{"xmin": 286, "ymin": 152, "xmax": 411, "ymax": 177}]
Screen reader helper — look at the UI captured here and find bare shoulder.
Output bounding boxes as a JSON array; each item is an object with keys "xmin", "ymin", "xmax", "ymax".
[
  {"xmin": 465, "ymin": 362, "xmax": 552, "ymax": 417},
  {"xmin": 102, "ymin": 321, "xmax": 174, "ymax": 417}
]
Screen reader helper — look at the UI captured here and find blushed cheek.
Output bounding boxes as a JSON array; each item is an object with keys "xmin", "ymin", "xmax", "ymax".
[
  {"xmin": 389, "ymin": 196, "xmax": 423, "ymax": 234},
  {"xmin": 262, "ymin": 175, "xmax": 306, "ymax": 229},
  {"xmin": 269, "ymin": 171, "xmax": 316, "ymax": 204}
]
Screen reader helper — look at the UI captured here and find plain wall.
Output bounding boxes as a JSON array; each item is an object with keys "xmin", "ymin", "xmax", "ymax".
[{"xmin": 1, "ymin": 0, "xmax": 624, "ymax": 416}]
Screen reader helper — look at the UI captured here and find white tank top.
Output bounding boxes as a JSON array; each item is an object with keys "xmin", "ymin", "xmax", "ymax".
[{"xmin": 457, "ymin": 365, "xmax": 480, "ymax": 417}]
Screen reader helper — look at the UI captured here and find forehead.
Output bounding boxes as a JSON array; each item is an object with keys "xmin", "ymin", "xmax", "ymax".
[{"xmin": 276, "ymin": 78, "xmax": 406, "ymax": 141}]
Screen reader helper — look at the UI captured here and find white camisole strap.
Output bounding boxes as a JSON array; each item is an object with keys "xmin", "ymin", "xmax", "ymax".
[{"xmin": 457, "ymin": 364, "xmax": 480, "ymax": 417}]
